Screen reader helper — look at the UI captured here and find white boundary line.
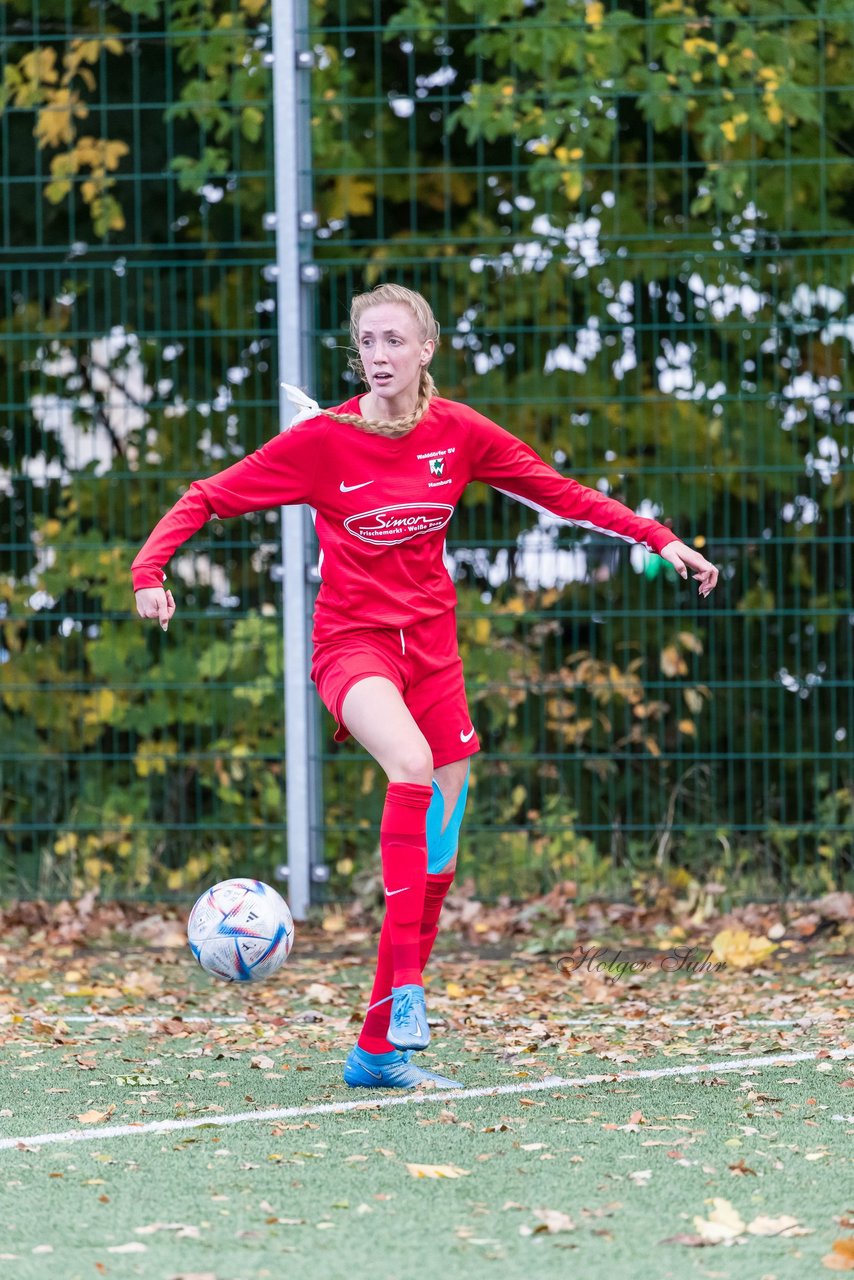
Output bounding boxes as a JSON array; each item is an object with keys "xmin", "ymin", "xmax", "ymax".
[
  {"xmin": 1, "ymin": 1047, "xmax": 851, "ymax": 1153},
  {"xmin": 2, "ymin": 1013, "xmax": 829, "ymax": 1028}
]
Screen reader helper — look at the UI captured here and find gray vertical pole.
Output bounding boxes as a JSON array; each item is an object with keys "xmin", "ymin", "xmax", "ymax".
[{"xmin": 271, "ymin": 0, "xmax": 314, "ymax": 920}]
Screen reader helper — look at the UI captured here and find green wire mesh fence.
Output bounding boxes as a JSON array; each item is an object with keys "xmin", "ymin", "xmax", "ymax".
[{"xmin": 2, "ymin": 0, "xmax": 852, "ymax": 903}]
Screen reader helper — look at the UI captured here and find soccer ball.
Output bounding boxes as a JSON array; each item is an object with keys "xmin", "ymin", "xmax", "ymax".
[{"xmin": 187, "ymin": 878, "xmax": 295, "ymax": 982}]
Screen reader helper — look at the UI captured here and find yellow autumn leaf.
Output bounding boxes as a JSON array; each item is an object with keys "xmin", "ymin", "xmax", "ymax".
[
  {"xmin": 20, "ymin": 48, "xmax": 59, "ymax": 88},
  {"xmin": 90, "ymin": 194, "xmax": 125, "ymax": 233},
  {"xmin": 35, "ymin": 90, "xmax": 88, "ymax": 149},
  {"xmin": 240, "ymin": 0, "xmax": 268, "ymax": 13},
  {"xmin": 711, "ymin": 928, "xmax": 777, "ymax": 968},
  {"xmin": 683, "ymin": 37, "xmax": 718, "ymax": 57},
  {"xmin": 68, "ymin": 39, "xmax": 103, "ymax": 67},
  {"xmin": 83, "ymin": 856, "xmax": 108, "ymax": 882},
  {"xmin": 326, "ymin": 175, "xmax": 375, "ymax": 221},
  {"xmin": 82, "ymin": 687, "xmax": 116, "ymax": 727},
  {"xmin": 445, "ymin": 982, "xmax": 465, "ymax": 998},
  {"xmin": 561, "ymin": 169, "xmax": 583, "ymax": 202},
  {"xmin": 585, "ymin": 1, "xmax": 604, "ymax": 28},
  {"xmin": 693, "ymin": 1197, "xmax": 746, "ymax": 1243},
  {"xmin": 766, "ymin": 100, "xmax": 783, "ymax": 125},
  {"xmin": 720, "ymin": 110, "xmax": 749, "ymax": 143},
  {"xmin": 101, "ymin": 139, "xmax": 130, "ymax": 170},
  {"xmin": 473, "ymin": 618, "xmax": 490, "ymax": 644},
  {"xmin": 134, "ymin": 740, "xmax": 177, "ymax": 778},
  {"xmin": 406, "ymin": 1163, "xmax": 471, "ymax": 1179},
  {"xmin": 677, "ymin": 719, "xmax": 696, "ymax": 735},
  {"xmin": 321, "ymin": 909, "xmax": 347, "ymax": 933},
  {"xmin": 660, "ymin": 644, "xmax": 687, "ymax": 677}
]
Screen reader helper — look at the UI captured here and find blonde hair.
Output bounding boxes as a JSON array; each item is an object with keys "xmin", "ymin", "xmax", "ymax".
[{"xmin": 324, "ymin": 284, "xmax": 440, "ymax": 439}]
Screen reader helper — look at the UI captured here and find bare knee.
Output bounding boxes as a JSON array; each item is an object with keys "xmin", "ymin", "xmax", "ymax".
[{"xmin": 385, "ymin": 744, "xmax": 434, "ymax": 786}]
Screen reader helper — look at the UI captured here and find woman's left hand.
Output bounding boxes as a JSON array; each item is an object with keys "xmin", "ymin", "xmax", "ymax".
[{"xmin": 659, "ymin": 541, "xmax": 718, "ymax": 597}]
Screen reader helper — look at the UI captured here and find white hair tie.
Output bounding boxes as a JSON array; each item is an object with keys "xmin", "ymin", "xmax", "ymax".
[{"xmin": 281, "ymin": 382, "xmax": 322, "ymax": 426}]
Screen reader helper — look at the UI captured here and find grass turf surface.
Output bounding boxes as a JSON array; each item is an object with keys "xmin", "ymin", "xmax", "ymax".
[{"xmin": 0, "ymin": 927, "xmax": 852, "ymax": 1278}]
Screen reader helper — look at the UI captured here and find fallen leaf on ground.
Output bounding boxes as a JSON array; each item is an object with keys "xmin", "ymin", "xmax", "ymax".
[
  {"xmin": 77, "ymin": 1105, "xmax": 116, "ymax": 1125},
  {"xmin": 660, "ymin": 1232, "xmax": 713, "ymax": 1247},
  {"xmin": 711, "ymin": 929, "xmax": 777, "ymax": 968},
  {"xmin": 405, "ymin": 1163, "xmax": 470, "ymax": 1179},
  {"xmin": 250, "ymin": 1056, "xmax": 275, "ymax": 1071},
  {"xmin": 747, "ymin": 1215, "xmax": 811, "ymax": 1237},
  {"xmin": 524, "ymin": 1208, "xmax": 575, "ymax": 1235},
  {"xmin": 823, "ymin": 1239, "xmax": 854, "ymax": 1272},
  {"xmin": 693, "ymin": 1197, "xmax": 746, "ymax": 1244},
  {"xmin": 134, "ymin": 1223, "xmax": 200, "ymax": 1239},
  {"xmin": 304, "ymin": 982, "xmax": 337, "ymax": 1003}
]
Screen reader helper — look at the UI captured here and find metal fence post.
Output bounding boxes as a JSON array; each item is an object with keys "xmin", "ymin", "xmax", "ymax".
[{"xmin": 271, "ymin": 0, "xmax": 318, "ymax": 921}]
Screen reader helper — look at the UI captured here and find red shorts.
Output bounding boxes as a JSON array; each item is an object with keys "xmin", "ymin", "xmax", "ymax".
[{"xmin": 310, "ymin": 608, "xmax": 480, "ymax": 770}]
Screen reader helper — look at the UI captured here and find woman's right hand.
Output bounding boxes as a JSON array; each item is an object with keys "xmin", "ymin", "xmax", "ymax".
[{"xmin": 135, "ymin": 586, "xmax": 177, "ymax": 631}]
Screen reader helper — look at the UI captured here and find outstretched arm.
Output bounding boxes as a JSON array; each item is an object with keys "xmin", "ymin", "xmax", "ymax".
[
  {"xmin": 131, "ymin": 418, "xmax": 325, "ymax": 621},
  {"xmin": 466, "ymin": 411, "xmax": 718, "ymax": 595}
]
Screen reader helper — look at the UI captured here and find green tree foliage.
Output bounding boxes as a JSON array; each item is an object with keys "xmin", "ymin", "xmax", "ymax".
[{"xmin": 2, "ymin": 0, "xmax": 852, "ymax": 898}]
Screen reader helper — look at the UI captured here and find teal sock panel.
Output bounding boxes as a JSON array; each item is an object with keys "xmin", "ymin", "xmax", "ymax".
[{"xmin": 426, "ymin": 762, "xmax": 470, "ymax": 874}]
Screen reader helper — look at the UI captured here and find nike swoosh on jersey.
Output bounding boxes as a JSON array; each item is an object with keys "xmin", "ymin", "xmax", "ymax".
[
  {"xmin": 460, "ymin": 726, "xmax": 476, "ymax": 742},
  {"xmin": 340, "ymin": 480, "xmax": 373, "ymax": 492}
]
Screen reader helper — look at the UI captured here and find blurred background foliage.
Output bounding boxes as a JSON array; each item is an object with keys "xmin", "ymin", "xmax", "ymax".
[{"xmin": 1, "ymin": 0, "xmax": 852, "ymax": 902}]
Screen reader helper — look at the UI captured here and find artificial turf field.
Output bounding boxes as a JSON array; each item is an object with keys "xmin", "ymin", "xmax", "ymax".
[{"xmin": 0, "ymin": 915, "xmax": 851, "ymax": 1280}]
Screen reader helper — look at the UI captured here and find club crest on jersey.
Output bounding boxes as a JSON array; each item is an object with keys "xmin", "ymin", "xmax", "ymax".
[{"xmin": 429, "ymin": 457, "xmax": 445, "ymax": 477}]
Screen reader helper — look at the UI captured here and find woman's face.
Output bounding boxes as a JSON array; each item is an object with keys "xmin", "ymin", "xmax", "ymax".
[{"xmin": 357, "ymin": 303, "xmax": 434, "ymax": 407}]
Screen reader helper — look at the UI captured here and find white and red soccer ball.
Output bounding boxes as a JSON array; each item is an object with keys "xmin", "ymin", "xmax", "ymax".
[{"xmin": 187, "ymin": 878, "xmax": 294, "ymax": 982}]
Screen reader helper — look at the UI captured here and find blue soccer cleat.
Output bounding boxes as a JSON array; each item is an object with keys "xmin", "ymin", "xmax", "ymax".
[
  {"xmin": 343, "ymin": 1045, "xmax": 463, "ymax": 1090},
  {"xmin": 387, "ymin": 982, "xmax": 431, "ymax": 1050}
]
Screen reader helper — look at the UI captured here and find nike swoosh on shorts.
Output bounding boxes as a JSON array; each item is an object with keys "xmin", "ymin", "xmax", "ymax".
[{"xmin": 460, "ymin": 726, "xmax": 475, "ymax": 742}]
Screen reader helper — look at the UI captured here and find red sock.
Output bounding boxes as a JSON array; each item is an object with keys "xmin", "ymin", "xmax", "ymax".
[
  {"xmin": 379, "ymin": 781, "xmax": 432, "ymax": 987},
  {"xmin": 358, "ymin": 916, "xmax": 395, "ymax": 1054},
  {"xmin": 419, "ymin": 870, "xmax": 455, "ymax": 971},
  {"xmin": 357, "ymin": 869, "xmax": 455, "ymax": 1055}
]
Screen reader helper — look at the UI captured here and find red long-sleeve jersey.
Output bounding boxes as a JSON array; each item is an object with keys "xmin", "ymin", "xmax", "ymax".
[{"xmin": 131, "ymin": 395, "xmax": 680, "ymax": 645}]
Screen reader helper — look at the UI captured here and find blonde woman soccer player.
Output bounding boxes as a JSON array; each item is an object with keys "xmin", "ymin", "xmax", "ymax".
[{"xmin": 133, "ymin": 284, "xmax": 718, "ymax": 1089}]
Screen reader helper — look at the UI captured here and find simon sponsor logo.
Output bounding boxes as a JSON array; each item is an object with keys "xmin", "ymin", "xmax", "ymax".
[{"xmin": 344, "ymin": 502, "xmax": 454, "ymax": 546}]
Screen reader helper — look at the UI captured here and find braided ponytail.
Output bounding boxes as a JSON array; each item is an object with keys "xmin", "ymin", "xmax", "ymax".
[{"xmin": 322, "ymin": 285, "xmax": 440, "ymax": 439}]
